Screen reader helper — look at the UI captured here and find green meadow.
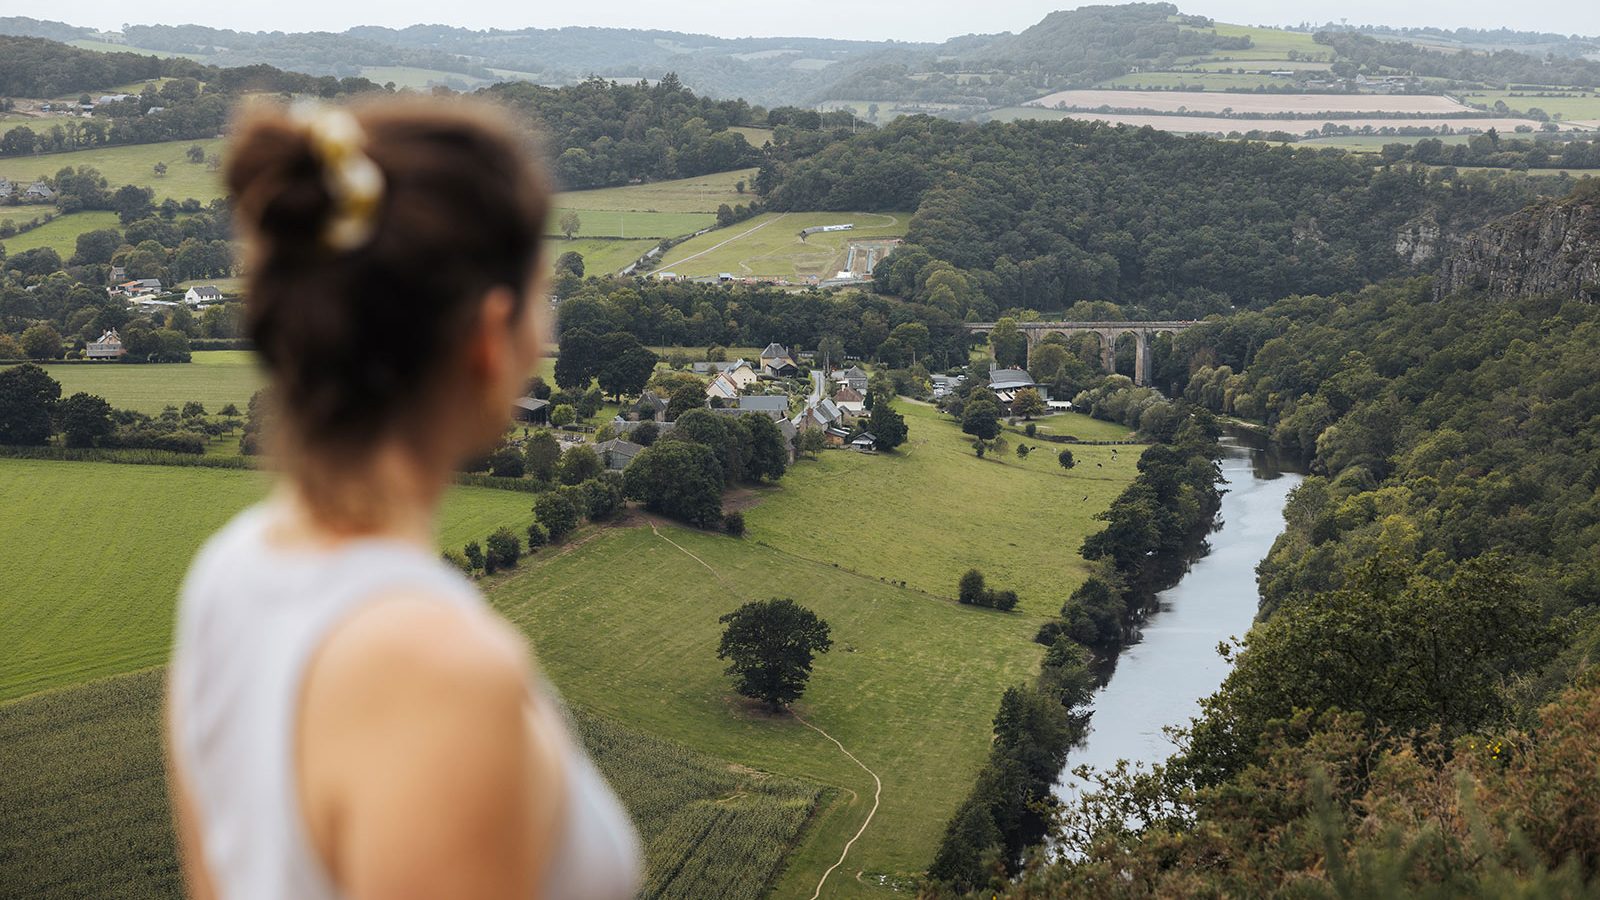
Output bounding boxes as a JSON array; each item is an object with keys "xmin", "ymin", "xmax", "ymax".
[
  {"xmin": 548, "ymin": 209, "xmax": 715, "ymax": 239},
  {"xmin": 557, "ymin": 168, "xmax": 758, "ymax": 213},
  {"xmin": 655, "ymin": 211, "xmax": 908, "ymax": 279},
  {"xmin": 0, "ymin": 210, "xmax": 121, "ymax": 257},
  {"xmin": 12, "ymin": 351, "xmax": 267, "ymax": 415},
  {"xmin": 0, "ymin": 138, "xmax": 229, "ymax": 202},
  {"xmin": 0, "ymin": 458, "xmax": 541, "ymax": 700},
  {"xmin": 548, "ymin": 237, "xmax": 659, "ymax": 275}
]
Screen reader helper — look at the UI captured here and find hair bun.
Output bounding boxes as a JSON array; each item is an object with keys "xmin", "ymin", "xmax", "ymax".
[{"xmin": 225, "ymin": 107, "xmax": 336, "ymax": 259}]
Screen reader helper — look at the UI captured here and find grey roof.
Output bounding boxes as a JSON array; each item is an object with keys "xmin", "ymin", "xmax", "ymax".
[
  {"xmin": 635, "ymin": 391, "xmax": 668, "ymax": 412},
  {"xmin": 989, "ymin": 368, "xmax": 1036, "ymax": 390},
  {"xmin": 839, "ymin": 365, "xmax": 867, "ymax": 378},
  {"xmin": 760, "ymin": 342, "xmax": 789, "ymax": 359},
  {"xmin": 777, "ymin": 419, "xmax": 798, "ymax": 440},
  {"xmin": 512, "ymin": 397, "xmax": 549, "ymax": 412},
  {"xmin": 851, "ymin": 431, "xmax": 877, "ymax": 444},
  {"xmin": 738, "ymin": 395, "xmax": 790, "ymax": 413},
  {"xmin": 187, "ymin": 285, "xmax": 223, "ymax": 299},
  {"xmin": 613, "ymin": 418, "xmax": 672, "ymax": 436},
  {"xmin": 595, "ymin": 438, "xmax": 644, "ymax": 456}
]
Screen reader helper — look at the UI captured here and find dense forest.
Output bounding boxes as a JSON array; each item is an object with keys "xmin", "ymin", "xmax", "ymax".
[
  {"xmin": 974, "ymin": 182, "xmax": 1600, "ymax": 896},
  {"xmin": 1317, "ymin": 30, "xmax": 1600, "ymax": 89},
  {"xmin": 761, "ymin": 116, "xmax": 1559, "ymax": 315}
]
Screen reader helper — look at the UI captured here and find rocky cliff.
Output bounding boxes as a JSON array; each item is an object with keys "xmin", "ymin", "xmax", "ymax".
[{"xmin": 1436, "ymin": 183, "xmax": 1600, "ymax": 301}]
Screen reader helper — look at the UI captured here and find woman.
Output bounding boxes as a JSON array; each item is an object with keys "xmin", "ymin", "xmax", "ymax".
[{"xmin": 165, "ymin": 97, "xmax": 640, "ymax": 898}]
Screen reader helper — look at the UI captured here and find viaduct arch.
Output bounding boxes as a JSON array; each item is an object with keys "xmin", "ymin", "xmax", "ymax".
[{"xmin": 964, "ymin": 320, "xmax": 1199, "ymax": 387}]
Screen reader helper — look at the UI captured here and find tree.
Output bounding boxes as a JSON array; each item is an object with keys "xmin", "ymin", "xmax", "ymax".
[
  {"xmin": 550, "ymin": 404, "xmax": 575, "ymax": 427},
  {"xmin": 633, "ymin": 421, "xmax": 660, "ymax": 446},
  {"xmin": 989, "ymin": 318, "xmax": 1028, "ymax": 369},
  {"xmin": 1057, "ymin": 449, "xmax": 1076, "ymax": 470},
  {"xmin": 622, "ymin": 439, "xmax": 724, "ymax": 528},
  {"xmin": 666, "ymin": 382, "xmax": 706, "ymax": 421},
  {"xmin": 868, "ymin": 399, "xmax": 908, "ymax": 450},
  {"xmin": 489, "ymin": 445, "xmax": 526, "ymax": 478},
  {"xmin": 110, "ymin": 184, "xmax": 155, "ymax": 224},
  {"xmin": 797, "ymin": 427, "xmax": 826, "ymax": 458},
  {"xmin": 0, "ymin": 363, "xmax": 61, "ymax": 445},
  {"xmin": 962, "ymin": 396, "xmax": 1002, "ymax": 441},
  {"xmin": 559, "ymin": 210, "xmax": 582, "ymax": 239},
  {"xmin": 1011, "ymin": 387, "xmax": 1046, "ymax": 420},
  {"xmin": 463, "ymin": 540, "xmax": 485, "ymax": 573},
  {"xmin": 598, "ymin": 346, "xmax": 659, "ymax": 400},
  {"xmin": 186, "ymin": 144, "xmax": 205, "ymax": 163},
  {"xmin": 180, "ymin": 400, "xmax": 206, "ymax": 418},
  {"xmin": 58, "ymin": 391, "xmax": 112, "ymax": 448},
  {"xmin": 556, "ymin": 444, "xmax": 602, "ymax": 485},
  {"xmin": 523, "ymin": 429, "xmax": 562, "ymax": 481},
  {"xmin": 739, "ymin": 413, "xmax": 789, "ymax": 482},
  {"xmin": 20, "ymin": 324, "xmax": 62, "ymax": 360},
  {"xmin": 525, "ymin": 521, "xmax": 548, "ymax": 552},
  {"xmin": 485, "ymin": 527, "xmax": 522, "ymax": 571},
  {"xmin": 153, "ymin": 162, "xmax": 167, "ymax": 177},
  {"xmin": 723, "ymin": 511, "xmax": 746, "ymax": 537},
  {"xmin": 959, "ymin": 569, "xmax": 987, "ymax": 605},
  {"xmin": 716, "ymin": 599, "xmax": 833, "ymax": 710},
  {"xmin": 554, "ymin": 251, "xmax": 584, "ymax": 278},
  {"xmin": 533, "ymin": 491, "xmax": 580, "ymax": 543}
]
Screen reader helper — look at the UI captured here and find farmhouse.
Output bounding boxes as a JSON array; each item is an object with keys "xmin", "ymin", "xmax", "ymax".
[
  {"xmin": 184, "ymin": 285, "xmax": 223, "ymax": 304},
  {"xmin": 736, "ymin": 395, "xmax": 791, "ymax": 420},
  {"xmin": 706, "ymin": 372, "xmax": 740, "ymax": 401},
  {"xmin": 594, "ymin": 438, "xmax": 644, "ymax": 471},
  {"xmin": 631, "ymin": 391, "xmax": 669, "ymax": 422},
  {"xmin": 832, "ymin": 386, "xmax": 865, "ymax": 415},
  {"xmin": 86, "ymin": 329, "xmax": 126, "ymax": 359},
  {"xmin": 793, "ymin": 398, "xmax": 843, "ymax": 431},
  {"xmin": 832, "ymin": 365, "xmax": 869, "ymax": 393},
  {"xmin": 111, "ymin": 279, "xmax": 164, "ymax": 298},
  {"xmin": 759, "ymin": 343, "xmax": 799, "ymax": 377},
  {"xmin": 24, "ymin": 181, "xmax": 55, "ymax": 202},
  {"xmin": 691, "ymin": 359, "xmax": 758, "ymax": 388},
  {"xmin": 0, "ymin": 178, "xmax": 12, "ymax": 199},
  {"xmin": 512, "ymin": 397, "xmax": 550, "ymax": 424}
]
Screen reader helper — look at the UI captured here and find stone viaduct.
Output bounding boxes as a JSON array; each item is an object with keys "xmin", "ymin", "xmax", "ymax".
[{"xmin": 964, "ymin": 320, "xmax": 1199, "ymax": 387}]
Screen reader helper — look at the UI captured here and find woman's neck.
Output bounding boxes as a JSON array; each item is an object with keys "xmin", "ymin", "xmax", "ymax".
[{"xmin": 275, "ymin": 441, "xmax": 447, "ymax": 551}]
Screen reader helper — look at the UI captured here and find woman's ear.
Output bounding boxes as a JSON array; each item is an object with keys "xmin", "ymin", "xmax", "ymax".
[{"xmin": 467, "ymin": 287, "xmax": 518, "ymax": 385}]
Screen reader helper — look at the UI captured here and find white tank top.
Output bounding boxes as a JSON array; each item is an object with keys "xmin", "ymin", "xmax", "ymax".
[{"xmin": 171, "ymin": 504, "xmax": 641, "ymax": 900}]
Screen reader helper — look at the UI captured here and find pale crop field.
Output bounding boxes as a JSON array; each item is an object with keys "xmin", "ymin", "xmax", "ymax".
[
  {"xmin": 1036, "ymin": 111, "xmax": 1561, "ymax": 136},
  {"xmin": 1028, "ymin": 89, "xmax": 1474, "ymax": 115}
]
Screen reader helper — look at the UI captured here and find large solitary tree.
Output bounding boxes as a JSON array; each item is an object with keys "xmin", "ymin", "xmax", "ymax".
[
  {"xmin": 717, "ymin": 598, "xmax": 833, "ymax": 710},
  {"xmin": 0, "ymin": 363, "xmax": 61, "ymax": 445}
]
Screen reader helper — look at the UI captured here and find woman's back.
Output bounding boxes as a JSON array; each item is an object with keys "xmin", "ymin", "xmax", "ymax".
[{"xmin": 170, "ymin": 503, "xmax": 640, "ymax": 898}]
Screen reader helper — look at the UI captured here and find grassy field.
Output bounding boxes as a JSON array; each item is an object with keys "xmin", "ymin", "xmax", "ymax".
[
  {"xmin": 0, "ymin": 668, "xmax": 824, "ymax": 900},
  {"xmin": 0, "ymin": 138, "xmax": 227, "ymax": 202},
  {"xmin": 358, "ymin": 65, "xmax": 490, "ymax": 89},
  {"xmin": 549, "ymin": 209, "xmax": 714, "ymax": 239},
  {"xmin": 66, "ymin": 38, "xmax": 205, "ymax": 60},
  {"xmin": 555, "ymin": 168, "xmax": 758, "ymax": 213},
  {"xmin": 10, "ymin": 351, "xmax": 267, "ymax": 415},
  {"xmin": 1182, "ymin": 21, "xmax": 1328, "ymax": 60},
  {"xmin": 728, "ymin": 126, "xmax": 775, "ymax": 146},
  {"xmin": 744, "ymin": 401, "xmax": 1139, "ymax": 617},
  {"xmin": 1029, "ymin": 89, "xmax": 1471, "ymax": 115},
  {"xmin": 655, "ymin": 211, "xmax": 908, "ymax": 279},
  {"xmin": 0, "ymin": 210, "xmax": 121, "ymax": 257},
  {"xmin": 0, "ymin": 458, "xmax": 542, "ymax": 701},
  {"xmin": 1460, "ymin": 89, "xmax": 1600, "ymax": 121},
  {"xmin": 548, "ymin": 237, "xmax": 658, "ymax": 275}
]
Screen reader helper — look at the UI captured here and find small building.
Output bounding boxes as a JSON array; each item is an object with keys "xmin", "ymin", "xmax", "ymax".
[
  {"xmin": 849, "ymin": 431, "xmax": 878, "ymax": 451},
  {"xmin": 112, "ymin": 278, "xmax": 164, "ymax": 298},
  {"xmin": 777, "ymin": 418, "xmax": 799, "ymax": 461},
  {"xmin": 832, "ymin": 365, "xmax": 869, "ymax": 393},
  {"xmin": 631, "ymin": 391, "xmax": 669, "ymax": 422},
  {"xmin": 0, "ymin": 179, "xmax": 12, "ymax": 199},
  {"xmin": 512, "ymin": 397, "xmax": 550, "ymax": 424},
  {"xmin": 184, "ymin": 285, "xmax": 224, "ymax": 305},
  {"xmin": 988, "ymin": 367, "xmax": 1038, "ymax": 407},
  {"xmin": 611, "ymin": 417, "xmax": 673, "ymax": 440},
  {"xmin": 759, "ymin": 342, "xmax": 799, "ymax": 378},
  {"xmin": 96, "ymin": 94, "xmax": 132, "ymax": 105},
  {"xmin": 832, "ymin": 385, "xmax": 865, "ymax": 415},
  {"xmin": 823, "ymin": 426, "xmax": 851, "ymax": 447},
  {"xmin": 706, "ymin": 372, "xmax": 740, "ymax": 402},
  {"xmin": 736, "ymin": 395, "xmax": 791, "ymax": 420},
  {"xmin": 594, "ymin": 438, "xmax": 644, "ymax": 471},
  {"xmin": 108, "ymin": 265, "xmax": 126, "ymax": 283},
  {"xmin": 793, "ymin": 398, "xmax": 843, "ymax": 432},
  {"xmin": 86, "ymin": 328, "xmax": 126, "ymax": 359},
  {"xmin": 23, "ymin": 181, "xmax": 55, "ymax": 202}
]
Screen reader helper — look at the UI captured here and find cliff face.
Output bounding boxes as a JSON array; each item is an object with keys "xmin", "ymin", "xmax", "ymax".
[{"xmin": 1436, "ymin": 190, "xmax": 1600, "ymax": 301}]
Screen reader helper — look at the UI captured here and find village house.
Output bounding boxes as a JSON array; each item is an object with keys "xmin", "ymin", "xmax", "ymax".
[
  {"xmin": 0, "ymin": 178, "xmax": 12, "ymax": 199},
  {"xmin": 609, "ymin": 417, "xmax": 675, "ymax": 440},
  {"xmin": 759, "ymin": 343, "xmax": 799, "ymax": 378},
  {"xmin": 736, "ymin": 395, "xmax": 791, "ymax": 420},
  {"xmin": 823, "ymin": 426, "xmax": 851, "ymax": 447},
  {"xmin": 630, "ymin": 391, "xmax": 669, "ymax": 422},
  {"xmin": 184, "ymin": 285, "xmax": 224, "ymax": 305},
  {"xmin": 86, "ymin": 329, "xmax": 126, "ymax": 359},
  {"xmin": 832, "ymin": 365, "xmax": 869, "ymax": 393},
  {"xmin": 793, "ymin": 397, "xmax": 843, "ymax": 432},
  {"xmin": 594, "ymin": 438, "xmax": 644, "ymax": 471},
  {"xmin": 832, "ymin": 385, "xmax": 866, "ymax": 415},
  {"xmin": 111, "ymin": 278, "xmax": 164, "ymax": 298},
  {"xmin": 23, "ymin": 181, "xmax": 55, "ymax": 202},
  {"xmin": 705, "ymin": 371, "xmax": 740, "ymax": 402},
  {"xmin": 512, "ymin": 397, "xmax": 550, "ymax": 424},
  {"xmin": 689, "ymin": 358, "xmax": 757, "ymax": 388}
]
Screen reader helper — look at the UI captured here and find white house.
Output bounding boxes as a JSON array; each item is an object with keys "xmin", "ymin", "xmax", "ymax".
[
  {"xmin": 832, "ymin": 385, "xmax": 866, "ymax": 415},
  {"xmin": 723, "ymin": 359, "xmax": 759, "ymax": 389},
  {"xmin": 706, "ymin": 371, "xmax": 740, "ymax": 401},
  {"xmin": 184, "ymin": 285, "xmax": 223, "ymax": 304},
  {"xmin": 112, "ymin": 279, "xmax": 164, "ymax": 298}
]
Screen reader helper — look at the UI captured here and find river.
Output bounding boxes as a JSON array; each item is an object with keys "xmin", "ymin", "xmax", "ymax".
[{"xmin": 1055, "ymin": 435, "xmax": 1303, "ymax": 796}]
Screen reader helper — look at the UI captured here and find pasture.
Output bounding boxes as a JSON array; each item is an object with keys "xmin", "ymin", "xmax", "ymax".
[
  {"xmin": 0, "ymin": 458, "xmax": 542, "ymax": 701},
  {"xmin": 744, "ymin": 401, "xmax": 1140, "ymax": 617},
  {"xmin": 655, "ymin": 211, "xmax": 908, "ymax": 279},
  {"xmin": 556, "ymin": 168, "xmax": 758, "ymax": 213},
  {"xmin": 0, "ymin": 138, "xmax": 228, "ymax": 202},
  {"xmin": 0, "ymin": 668, "xmax": 824, "ymax": 900},
  {"xmin": 1459, "ymin": 89, "xmax": 1600, "ymax": 122},
  {"xmin": 549, "ymin": 237, "xmax": 659, "ymax": 275},
  {"xmin": 358, "ymin": 65, "xmax": 491, "ymax": 89},
  {"xmin": 0, "ymin": 210, "xmax": 121, "ymax": 257},
  {"xmin": 13, "ymin": 350, "xmax": 266, "ymax": 415},
  {"xmin": 548, "ymin": 209, "xmax": 714, "ymax": 239},
  {"xmin": 1180, "ymin": 21, "xmax": 1327, "ymax": 60}
]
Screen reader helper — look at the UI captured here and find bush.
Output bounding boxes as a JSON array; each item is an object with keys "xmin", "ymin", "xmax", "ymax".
[
  {"xmin": 1025, "ymin": 422, "xmax": 1037, "ymax": 437},
  {"xmin": 1057, "ymin": 448, "xmax": 1075, "ymax": 469},
  {"xmin": 533, "ymin": 491, "xmax": 579, "ymax": 542},
  {"xmin": 489, "ymin": 445, "xmax": 526, "ymax": 478},
  {"xmin": 526, "ymin": 520, "xmax": 548, "ymax": 552},
  {"xmin": 723, "ymin": 511, "xmax": 746, "ymax": 537},
  {"xmin": 579, "ymin": 473, "xmax": 624, "ymax": 521},
  {"xmin": 485, "ymin": 526, "xmax": 522, "ymax": 571},
  {"xmin": 442, "ymin": 549, "xmax": 472, "ymax": 574},
  {"xmin": 959, "ymin": 569, "xmax": 987, "ymax": 604},
  {"xmin": 463, "ymin": 540, "xmax": 485, "ymax": 573}
]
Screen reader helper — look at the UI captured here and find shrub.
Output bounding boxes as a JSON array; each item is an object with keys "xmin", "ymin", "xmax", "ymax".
[
  {"xmin": 442, "ymin": 549, "xmax": 472, "ymax": 574},
  {"xmin": 959, "ymin": 569, "xmax": 987, "ymax": 605},
  {"xmin": 533, "ymin": 491, "xmax": 579, "ymax": 542},
  {"xmin": 485, "ymin": 526, "xmax": 522, "ymax": 571},
  {"xmin": 463, "ymin": 540, "xmax": 485, "ymax": 573},
  {"xmin": 1058, "ymin": 449, "xmax": 1075, "ymax": 470},
  {"xmin": 489, "ymin": 445, "xmax": 526, "ymax": 478},
  {"xmin": 526, "ymin": 521, "xmax": 548, "ymax": 552},
  {"xmin": 1025, "ymin": 422, "xmax": 1037, "ymax": 437},
  {"xmin": 723, "ymin": 511, "xmax": 746, "ymax": 537}
]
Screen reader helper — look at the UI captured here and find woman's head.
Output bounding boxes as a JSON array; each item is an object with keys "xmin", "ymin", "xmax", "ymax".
[{"xmin": 227, "ymin": 96, "xmax": 551, "ymax": 526}]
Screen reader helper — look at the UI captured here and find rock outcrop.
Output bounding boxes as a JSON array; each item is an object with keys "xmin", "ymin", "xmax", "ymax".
[{"xmin": 1436, "ymin": 185, "xmax": 1600, "ymax": 301}]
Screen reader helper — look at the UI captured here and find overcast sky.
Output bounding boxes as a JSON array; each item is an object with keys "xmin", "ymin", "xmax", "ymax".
[{"xmin": 18, "ymin": 1, "xmax": 1599, "ymax": 43}]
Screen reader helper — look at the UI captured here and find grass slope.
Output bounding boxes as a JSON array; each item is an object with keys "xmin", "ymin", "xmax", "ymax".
[
  {"xmin": 745, "ymin": 401, "xmax": 1140, "ymax": 617},
  {"xmin": 0, "ymin": 668, "xmax": 824, "ymax": 900},
  {"xmin": 8, "ymin": 351, "xmax": 267, "ymax": 415},
  {"xmin": 0, "ymin": 459, "xmax": 541, "ymax": 701},
  {"xmin": 656, "ymin": 211, "xmax": 908, "ymax": 279},
  {"xmin": 557, "ymin": 169, "xmax": 758, "ymax": 213},
  {"xmin": 548, "ymin": 209, "xmax": 715, "ymax": 239},
  {"xmin": 0, "ymin": 210, "xmax": 121, "ymax": 257},
  {"xmin": 547, "ymin": 238, "xmax": 658, "ymax": 275},
  {"xmin": 0, "ymin": 139, "xmax": 228, "ymax": 202}
]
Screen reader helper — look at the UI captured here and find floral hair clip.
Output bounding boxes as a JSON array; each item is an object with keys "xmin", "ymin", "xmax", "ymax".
[{"xmin": 289, "ymin": 101, "xmax": 385, "ymax": 252}]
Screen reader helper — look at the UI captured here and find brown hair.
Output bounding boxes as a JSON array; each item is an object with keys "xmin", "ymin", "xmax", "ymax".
[{"xmin": 227, "ymin": 96, "xmax": 550, "ymax": 524}]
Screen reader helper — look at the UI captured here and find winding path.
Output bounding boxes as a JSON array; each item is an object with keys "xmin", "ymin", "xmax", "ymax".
[{"xmin": 645, "ymin": 519, "xmax": 885, "ymax": 898}]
